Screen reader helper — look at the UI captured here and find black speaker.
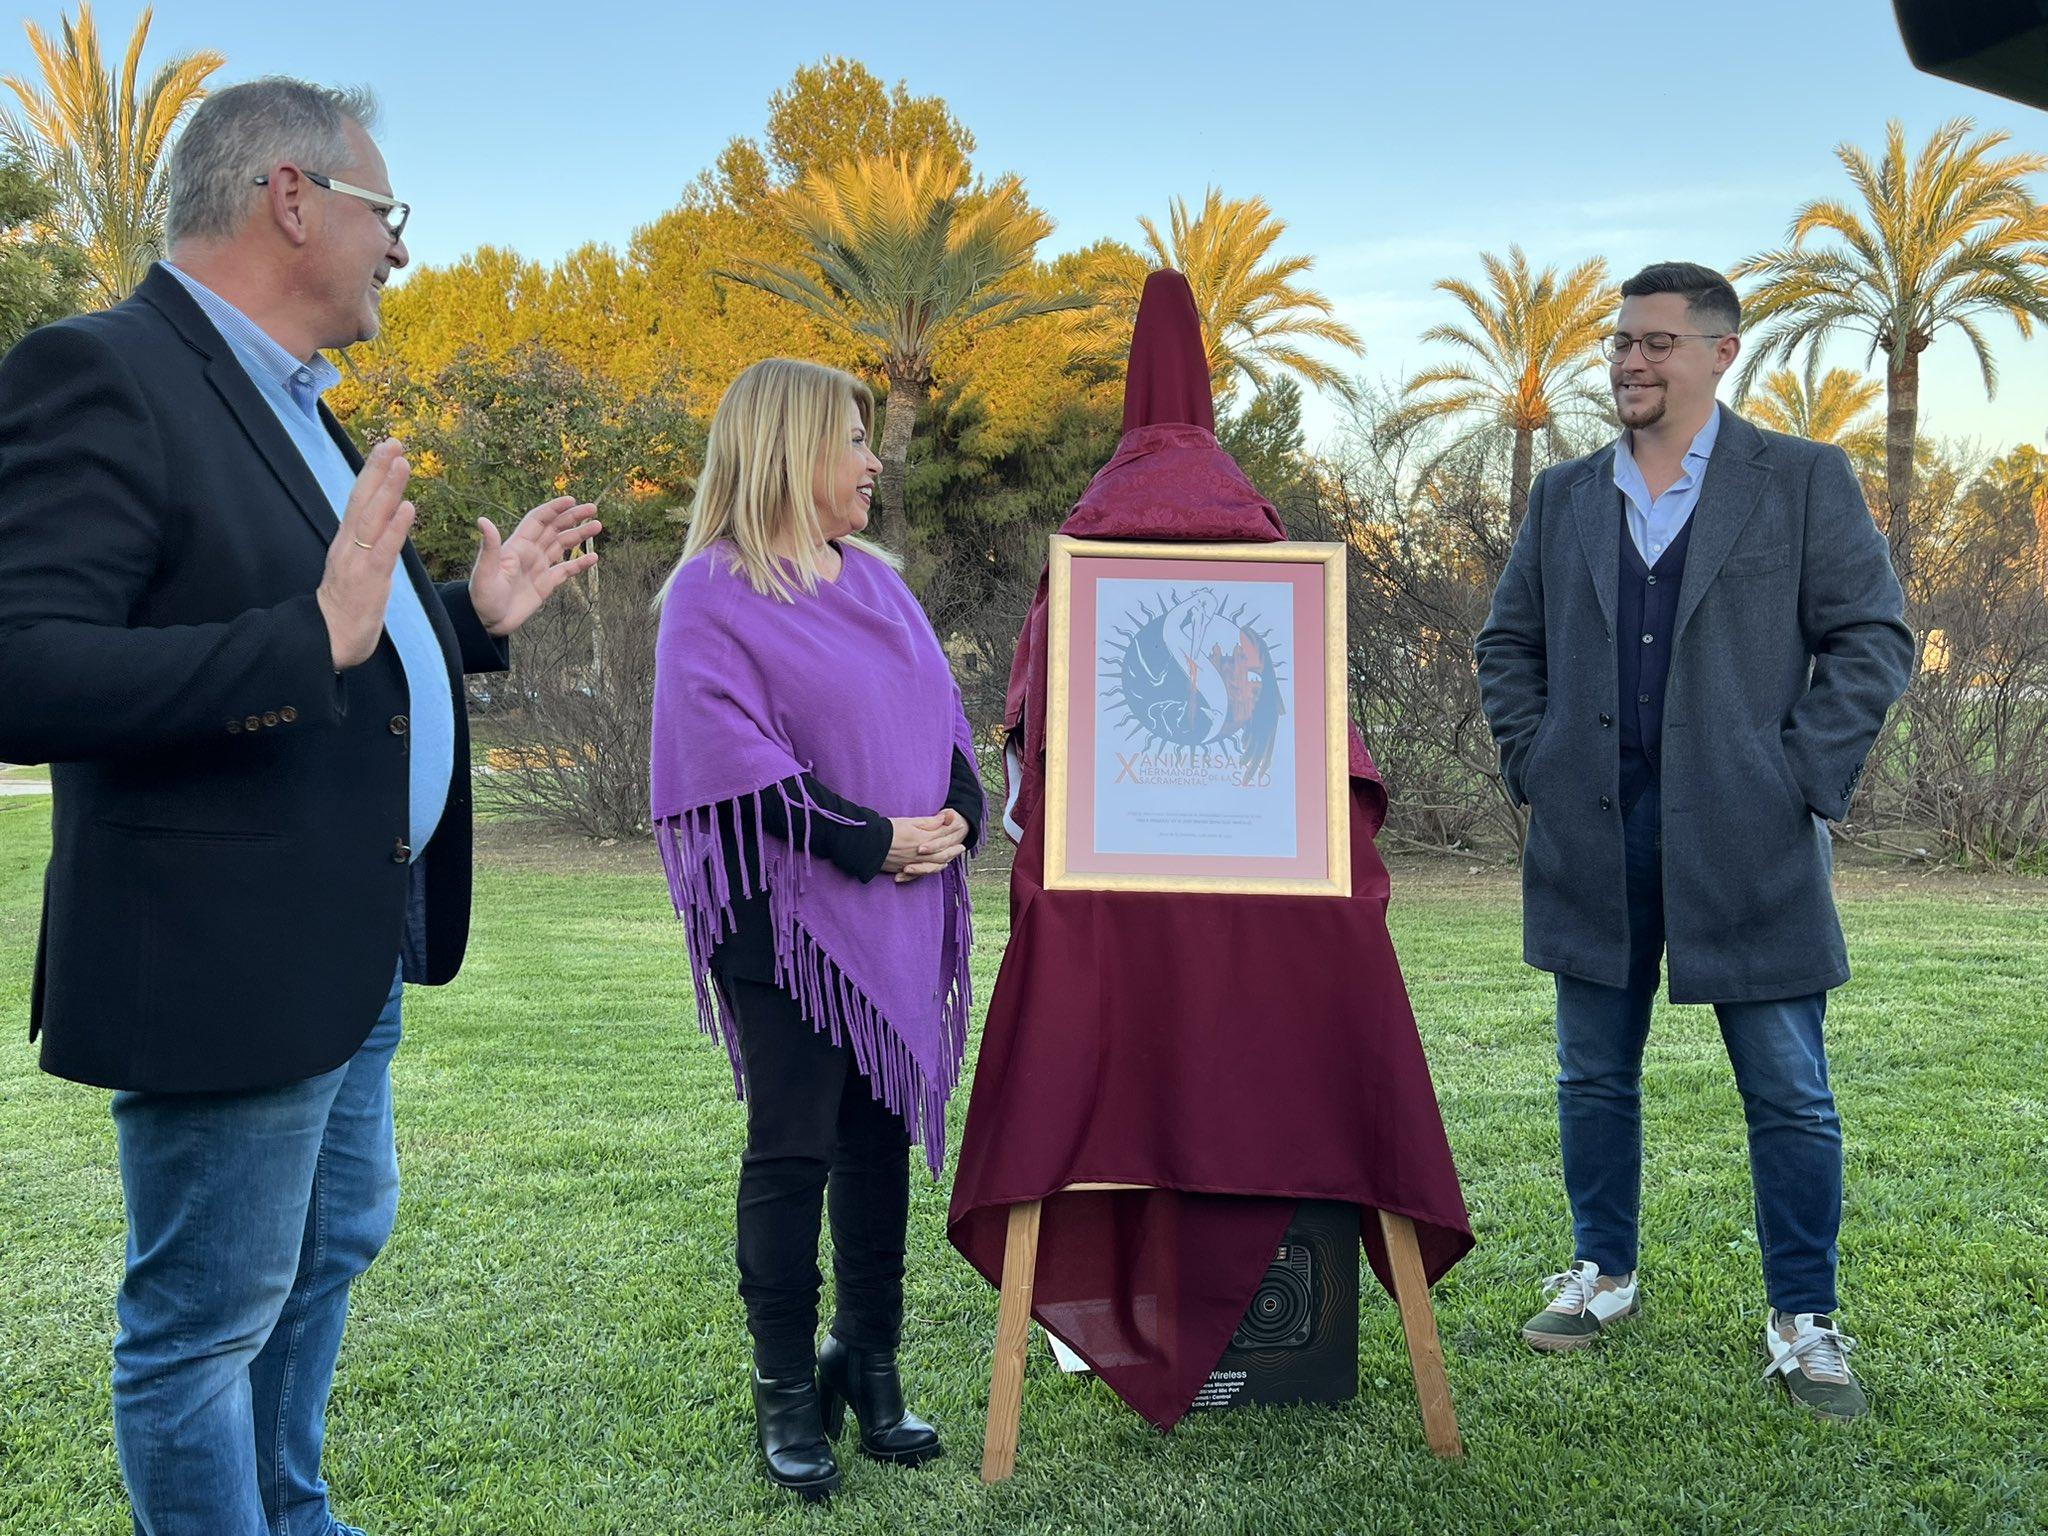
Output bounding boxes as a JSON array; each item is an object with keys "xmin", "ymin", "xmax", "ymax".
[
  {"xmin": 1192, "ymin": 1199, "xmax": 1358, "ymax": 1411},
  {"xmin": 1894, "ymin": 1, "xmax": 2048, "ymax": 111}
]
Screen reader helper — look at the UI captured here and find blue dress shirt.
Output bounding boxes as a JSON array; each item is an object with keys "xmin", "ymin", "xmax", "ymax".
[
  {"xmin": 1613, "ymin": 404, "xmax": 1722, "ymax": 566},
  {"xmin": 164, "ymin": 263, "xmax": 454, "ymax": 860}
]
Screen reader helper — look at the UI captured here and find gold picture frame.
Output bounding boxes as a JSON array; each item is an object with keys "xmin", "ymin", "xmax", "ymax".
[{"xmin": 1042, "ymin": 536, "xmax": 1351, "ymax": 897}]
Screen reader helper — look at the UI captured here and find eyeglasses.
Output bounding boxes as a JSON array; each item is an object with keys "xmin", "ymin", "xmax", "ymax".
[
  {"xmin": 253, "ymin": 168, "xmax": 410, "ymax": 242},
  {"xmin": 1601, "ymin": 331, "xmax": 1727, "ymax": 363}
]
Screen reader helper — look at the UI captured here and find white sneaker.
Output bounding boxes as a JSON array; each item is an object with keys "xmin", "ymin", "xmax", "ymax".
[
  {"xmin": 1764, "ymin": 1310, "xmax": 1869, "ymax": 1420},
  {"xmin": 1521, "ymin": 1260, "xmax": 1640, "ymax": 1351}
]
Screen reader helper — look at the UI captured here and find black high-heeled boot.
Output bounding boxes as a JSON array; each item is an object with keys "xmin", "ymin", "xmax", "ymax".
[
  {"xmin": 816, "ymin": 1332, "xmax": 943, "ymax": 1467},
  {"xmin": 750, "ymin": 1367, "xmax": 841, "ymax": 1500}
]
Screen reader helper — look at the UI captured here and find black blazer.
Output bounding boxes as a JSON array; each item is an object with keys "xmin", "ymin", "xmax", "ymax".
[{"xmin": 0, "ymin": 264, "xmax": 507, "ymax": 1092}]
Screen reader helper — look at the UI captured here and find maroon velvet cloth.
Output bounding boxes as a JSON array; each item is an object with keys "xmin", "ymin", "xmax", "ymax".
[
  {"xmin": 1121, "ymin": 268, "xmax": 1216, "ymax": 435},
  {"xmin": 947, "ymin": 270, "xmax": 1474, "ymax": 1431}
]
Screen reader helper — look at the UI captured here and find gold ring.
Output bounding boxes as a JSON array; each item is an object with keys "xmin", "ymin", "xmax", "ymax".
[{"xmin": 351, "ymin": 536, "xmax": 374, "ymax": 550}]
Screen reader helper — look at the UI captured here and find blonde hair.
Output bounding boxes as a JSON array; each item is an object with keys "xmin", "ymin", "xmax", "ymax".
[{"xmin": 660, "ymin": 358, "xmax": 899, "ymax": 607}]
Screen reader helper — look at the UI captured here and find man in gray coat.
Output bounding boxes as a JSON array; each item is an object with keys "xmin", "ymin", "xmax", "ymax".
[{"xmin": 1475, "ymin": 262, "xmax": 1912, "ymax": 1420}]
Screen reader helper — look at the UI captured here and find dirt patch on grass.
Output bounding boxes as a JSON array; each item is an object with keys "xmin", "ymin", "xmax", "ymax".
[
  {"xmin": 472, "ymin": 827, "xmax": 1534, "ymax": 899},
  {"xmin": 473, "ymin": 819, "xmax": 2044, "ymax": 902},
  {"xmin": 1829, "ymin": 861, "xmax": 2048, "ymax": 901},
  {"xmin": 473, "ymin": 820, "xmax": 665, "ymax": 877}
]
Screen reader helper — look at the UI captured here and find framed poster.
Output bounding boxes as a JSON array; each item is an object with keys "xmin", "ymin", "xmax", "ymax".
[{"xmin": 1043, "ymin": 536, "xmax": 1350, "ymax": 897}]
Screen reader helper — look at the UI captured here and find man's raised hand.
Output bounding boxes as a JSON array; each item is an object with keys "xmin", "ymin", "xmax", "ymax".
[
  {"xmin": 469, "ymin": 496, "xmax": 602, "ymax": 639},
  {"xmin": 316, "ymin": 439, "xmax": 415, "ymax": 671}
]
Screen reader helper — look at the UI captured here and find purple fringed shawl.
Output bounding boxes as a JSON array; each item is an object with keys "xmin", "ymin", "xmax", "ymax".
[{"xmin": 652, "ymin": 542, "xmax": 978, "ymax": 1173}]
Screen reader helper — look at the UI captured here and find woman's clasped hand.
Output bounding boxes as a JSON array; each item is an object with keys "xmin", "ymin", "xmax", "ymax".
[{"xmin": 885, "ymin": 808, "xmax": 970, "ymax": 882}]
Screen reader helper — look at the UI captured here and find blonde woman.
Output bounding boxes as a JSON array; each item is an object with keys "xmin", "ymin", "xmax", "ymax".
[{"xmin": 651, "ymin": 359, "xmax": 980, "ymax": 1499}]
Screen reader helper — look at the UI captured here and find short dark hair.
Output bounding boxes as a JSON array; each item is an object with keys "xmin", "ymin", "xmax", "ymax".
[{"xmin": 1619, "ymin": 261, "xmax": 1740, "ymax": 335}]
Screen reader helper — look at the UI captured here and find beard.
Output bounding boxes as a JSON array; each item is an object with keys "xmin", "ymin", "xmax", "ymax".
[{"xmin": 1614, "ymin": 384, "xmax": 1666, "ymax": 428}]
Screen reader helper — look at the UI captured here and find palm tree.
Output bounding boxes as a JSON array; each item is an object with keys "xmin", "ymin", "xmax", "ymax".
[
  {"xmin": 1085, "ymin": 189, "xmax": 1364, "ymax": 404},
  {"xmin": 720, "ymin": 153, "xmax": 1086, "ymax": 550},
  {"xmin": 1388, "ymin": 247, "xmax": 1614, "ymax": 530},
  {"xmin": 1733, "ymin": 118, "xmax": 2048, "ymax": 586},
  {"xmin": 1745, "ymin": 357, "xmax": 1885, "ymax": 464},
  {"xmin": 1, "ymin": 4, "xmax": 222, "ymax": 307}
]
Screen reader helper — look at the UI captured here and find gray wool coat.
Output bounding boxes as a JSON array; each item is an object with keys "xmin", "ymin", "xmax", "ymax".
[{"xmin": 1475, "ymin": 406, "xmax": 1914, "ymax": 1003}]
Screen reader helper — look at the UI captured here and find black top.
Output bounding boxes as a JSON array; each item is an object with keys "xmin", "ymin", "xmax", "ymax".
[{"xmin": 710, "ymin": 747, "xmax": 984, "ymax": 981}]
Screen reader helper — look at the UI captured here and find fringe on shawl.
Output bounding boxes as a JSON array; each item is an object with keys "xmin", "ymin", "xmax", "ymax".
[{"xmin": 655, "ymin": 780, "xmax": 974, "ymax": 1177}]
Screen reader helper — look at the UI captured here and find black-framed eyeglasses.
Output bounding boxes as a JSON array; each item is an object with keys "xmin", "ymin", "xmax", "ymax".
[
  {"xmin": 253, "ymin": 169, "xmax": 410, "ymax": 242},
  {"xmin": 1601, "ymin": 331, "xmax": 1727, "ymax": 363}
]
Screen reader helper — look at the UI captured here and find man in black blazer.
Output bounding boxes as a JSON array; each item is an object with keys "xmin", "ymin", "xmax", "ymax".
[{"xmin": 0, "ymin": 79, "xmax": 599, "ymax": 1533}]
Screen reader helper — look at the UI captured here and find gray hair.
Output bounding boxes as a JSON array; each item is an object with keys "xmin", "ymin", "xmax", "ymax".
[{"xmin": 166, "ymin": 77, "xmax": 381, "ymax": 247}]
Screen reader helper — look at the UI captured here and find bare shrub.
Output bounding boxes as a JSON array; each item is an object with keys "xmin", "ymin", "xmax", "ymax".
[
  {"xmin": 471, "ymin": 544, "xmax": 669, "ymax": 841},
  {"xmin": 1282, "ymin": 401, "xmax": 1537, "ymax": 856},
  {"xmin": 1851, "ymin": 473, "xmax": 2048, "ymax": 868}
]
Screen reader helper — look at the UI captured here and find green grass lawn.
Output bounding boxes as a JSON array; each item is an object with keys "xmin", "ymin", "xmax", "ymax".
[{"xmin": 2, "ymin": 792, "xmax": 2044, "ymax": 1534}]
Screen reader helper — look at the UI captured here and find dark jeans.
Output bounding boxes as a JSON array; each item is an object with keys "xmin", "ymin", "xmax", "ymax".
[
  {"xmin": 725, "ymin": 974, "xmax": 912, "ymax": 1376},
  {"xmin": 1554, "ymin": 782, "xmax": 1844, "ymax": 1315}
]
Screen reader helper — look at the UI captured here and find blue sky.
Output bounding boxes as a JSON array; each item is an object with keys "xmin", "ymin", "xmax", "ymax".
[{"xmin": 8, "ymin": 0, "xmax": 2043, "ymax": 452}]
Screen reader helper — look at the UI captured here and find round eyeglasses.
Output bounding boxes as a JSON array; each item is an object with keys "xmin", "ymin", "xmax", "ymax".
[{"xmin": 1601, "ymin": 331, "xmax": 1727, "ymax": 363}]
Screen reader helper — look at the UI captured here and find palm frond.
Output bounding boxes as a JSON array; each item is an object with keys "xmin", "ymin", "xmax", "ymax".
[
  {"xmin": 1122, "ymin": 187, "xmax": 1363, "ymax": 402},
  {"xmin": 1399, "ymin": 246, "xmax": 1611, "ymax": 441},
  {"xmin": 2, "ymin": 3, "xmax": 219, "ymax": 304}
]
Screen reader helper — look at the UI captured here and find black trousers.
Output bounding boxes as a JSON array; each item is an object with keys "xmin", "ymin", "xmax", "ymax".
[{"xmin": 723, "ymin": 973, "xmax": 912, "ymax": 1376}]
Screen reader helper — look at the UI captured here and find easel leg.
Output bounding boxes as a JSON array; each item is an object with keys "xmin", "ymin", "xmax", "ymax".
[
  {"xmin": 981, "ymin": 1199, "xmax": 1044, "ymax": 1483},
  {"xmin": 1377, "ymin": 1207, "xmax": 1464, "ymax": 1459}
]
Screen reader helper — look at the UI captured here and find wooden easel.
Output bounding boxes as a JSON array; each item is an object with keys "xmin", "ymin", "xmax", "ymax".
[{"xmin": 980, "ymin": 1183, "xmax": 1463, "ymax": 1482}]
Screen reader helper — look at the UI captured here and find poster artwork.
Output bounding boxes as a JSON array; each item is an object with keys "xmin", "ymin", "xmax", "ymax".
[{"xmin": 1093, "ymin": 578, "xmax": 1297, "ymax": 858}]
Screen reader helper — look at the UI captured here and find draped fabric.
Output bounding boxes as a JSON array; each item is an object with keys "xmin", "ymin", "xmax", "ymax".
[
  {"xmin": 652, "ymin": 544, "xmax": 977, "ymax": 1173},
  {"xmin": 948, "ymin": 271, "xmax": 1473, "ymax": 1428}
]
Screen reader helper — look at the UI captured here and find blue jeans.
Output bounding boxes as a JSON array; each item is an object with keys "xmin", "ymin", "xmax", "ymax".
[
  {"xmin": 110, "ymin": 966, "xmax": 402, "ymax": 1536},
  {"xmin": 1554, "ymin": 783, "xmax": 1843, "ymax": 1315}
]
